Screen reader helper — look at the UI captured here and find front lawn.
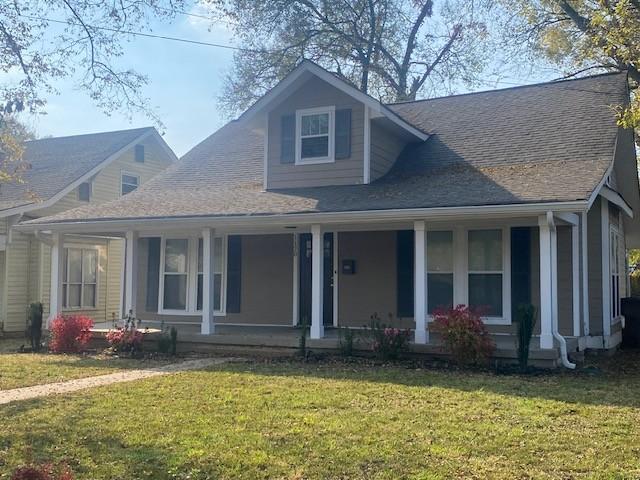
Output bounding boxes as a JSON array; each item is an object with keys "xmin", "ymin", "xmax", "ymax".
[
  {"xmin": 0, "ymin": 340, "xmax": 174, "ymax": 390},
  {"xmin": 1, "ymin": 355, "xmax": 640, "ymax": 479}
]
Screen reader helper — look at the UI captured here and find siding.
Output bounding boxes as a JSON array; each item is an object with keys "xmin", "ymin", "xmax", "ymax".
[
  {"xmin": 556, "ymin": 225, "xmax": 574, "ymax": 336},
  {"xmin": 3, "ymin": 230, "xmax": 31, "ymax": 332},
  {"xmin": 370, "ymin": 121, "xmax": 408, "ymax": 181},
  {"xmin": 267, "ymin": 76, "xmax": 365, "ymax": 188},
  {"xmin": 588, "ymin": 197, "xmax": 604, "ymax": 335}
]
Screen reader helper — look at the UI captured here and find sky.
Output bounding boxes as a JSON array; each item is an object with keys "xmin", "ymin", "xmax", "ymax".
[{"xmin": 13, "ymin": 5, "xmax": 558, "ymax": 158}]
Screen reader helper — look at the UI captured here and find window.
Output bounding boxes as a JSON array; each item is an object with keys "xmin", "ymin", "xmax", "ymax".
[
  {"xmin": 77, "ymin": 182, "xmax": 91, "ymax": 202},
  {"xmin": 196, "ymin": 237, "xmax": 223, "ymax": 311},
  {"xmin": 296, "ymin": 107, "xmax": 334, "ymax": 164},
  {"xmin": 468, "ymin": 229, "xmax": 503, "ymax": 317},
  {"xmin": 135, "ymin": 144, "xmax": 145, "ymax": 163},
  {"xmin": 611, "ymin": 227, "xmax": 622, "ymax": 319},
  {"xmin": 427, "ymin": 231, "xmax": 454, "ymax": 314},
  {"xmin": 121, "ymin": 172, "xmax": 139, "ymax": 195},
  {"xmin": 159, "ymin": 236, "xmax": 225, "ymax": 314},
  {"xmin": 63, "ymin": 247, "xmax": 98, "ymax": 309}
]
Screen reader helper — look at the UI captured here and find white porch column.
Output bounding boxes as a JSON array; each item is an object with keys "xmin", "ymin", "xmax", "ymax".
[
  {"xmin": 310, "ymin": 224, "xmax": 324, "ymax": 339},
  {"xmin": 201, "ymin": 228, "xmax": 217, "ymax": 335},
  {"xmin": 538, "ymin": 214, "xmax": 555, "ymax": 349},
  {"xmin": 124, "ymin": 230, "xmax": 138, "ymax": 318},
  {"xmin": 414, "ymin": 220, "xmax": 428, "ymax": 344},
  {"xmin": 48, "ymin": 232, "xmax": 65, "ymax": 326}
]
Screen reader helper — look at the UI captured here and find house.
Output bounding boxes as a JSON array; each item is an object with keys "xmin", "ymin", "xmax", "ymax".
[
  {"xmin": 16, "ymin": 62, "xmax": 640, "ymax": 366},
  {"xmin": 0, "ymin": 127, "xmax": 176, "ymax": 335}
]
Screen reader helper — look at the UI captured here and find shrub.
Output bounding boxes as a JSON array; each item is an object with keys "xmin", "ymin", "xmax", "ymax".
[
  {"xmin": 366, "ymin": 313, "xmax": 411, "ymax": 360},
  {"xmin": 106, "ymin": 328, "xmax": 144, "ymax": 354},
  {"xmin": 49, "ymin": 314, "xmax": 94, "ymax": 353},
  {"xmin": 432, "ymin": 305, "xmax": 495, "ymax": 366},
  {"xmin": 27, "ymin": 302, "xmax": 44, "ymax": 352},
  {"xmin": 338, "ymin": 327, "xmax": 355, "ymax": 356},
  {"xmin": 515, "ymin": 304, "xmax": 537, "ymax": 371},
  {"xmin": 157, "ymin": 326, "xmax": 178, "ymax": 355},
  {"xmin": 170, "ymin": 327, "xmax": 178, "ymax": 356},
  {"xmin": 11, "ymin": 463, "xmax": 73, "ymax": 480}
]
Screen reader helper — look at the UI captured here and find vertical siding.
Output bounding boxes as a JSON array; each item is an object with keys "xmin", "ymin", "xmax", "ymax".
[
  {"xmin": 370, "ymin": 122, "xmax": 408, "ymax": 181},
  {"xmin": 588, "ymin": 197, "xmax": 603, "ymax": 335},
  {"xmin": 267, "ymin": 76, "xmax": 365, "ymax": 188}
]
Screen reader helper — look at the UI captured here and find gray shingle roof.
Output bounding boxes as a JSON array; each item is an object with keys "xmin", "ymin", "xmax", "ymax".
[
  {"xmin": 0, "ymin": 127, "xmax": 155, "ymax": 213},
  {"xmin": 24, "ymin": 73, "xmax": 628, "ymax": 225}
]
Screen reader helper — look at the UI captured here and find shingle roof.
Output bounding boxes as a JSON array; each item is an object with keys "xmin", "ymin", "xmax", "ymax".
[
  {"xmin": 0, "ymin": 127, "xmax": 155, "ymax": 213},
  {"xmin": 24, "ymin": 72, "xmax": 629, "ymax": 225}
]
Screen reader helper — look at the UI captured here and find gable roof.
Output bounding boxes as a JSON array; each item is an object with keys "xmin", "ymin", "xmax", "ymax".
[
  {"xmin": 238, "ymin": 60, "xmax": 428, "ymax": 141},
  {"xmin": 0, "ymin": 127, "xmax": 176, "ymax": 216},
  {"xmin": 21, "ymin": 71, "xmax": 632, "ymax": 227}
]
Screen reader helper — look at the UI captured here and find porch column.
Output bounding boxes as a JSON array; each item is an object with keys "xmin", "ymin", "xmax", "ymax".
[
  {"xmin": 414, "ymin": 221, "xmax": 428, "ymax": 344},
  {"xmin": 124, "ymin": 230, "xmax": 138, "ymax": 319},
  {"xmin": 201, "ymin": 228, "xmax": 217, "ymax": 335},
  {"xmin": 48, "ymin": 232, "xmax": 65, "ymax": 326},
  {"xmin": 310, "ymin": 224, "xmax": 324, "ymax": 339},
  {"xmin": 538, "ymin": 214, "xmax": 556, "ymax": 349}
]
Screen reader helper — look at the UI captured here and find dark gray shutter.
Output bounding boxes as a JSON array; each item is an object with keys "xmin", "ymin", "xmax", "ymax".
[
  {"xmin": 226, "ymin": 235, "xmax": 242, "ymax": 313},
  {"xmin": 145, "ymin": 237, "xmax": 161, "ymax": 312},
  {"xmin": 511, "ymin": 227, "xmax": 532, "ymax": 317},
  {"xmin": 280, "ymin": 114, "xmax": 295, "ymax": 164},
  {"xmin": 335, "ymin": 108, "xmax": 352, "ymax": 159},
  {"xmin": 396, "ymin": 230, "xmax": 414, "ymax": 318}
]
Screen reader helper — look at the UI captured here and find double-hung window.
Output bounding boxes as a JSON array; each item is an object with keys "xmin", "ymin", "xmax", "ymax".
[
  {"xmin": 296, "ymin": 107, "xmax": 334, "ymax": 164},
  {"xmin": 160, "ymin": 236, "xmax": 225, "ymax": 314},
  {"xmin": 427, "ymin": 231, "xmax": 454, "ymax": 314},
  {"xmin": 63, "ymin": 247, "xmax": 98, "ymax": 309},
  {"xmin": 121, "ymin": 172, "xmax": 140, "ymax": 195},
  {"xmin": 467, "ymin": 229, "xmax": 504, "ymax": 317}
]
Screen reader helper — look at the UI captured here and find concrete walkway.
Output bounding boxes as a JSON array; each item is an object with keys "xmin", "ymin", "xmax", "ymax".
[{"xmin": 0, "ymin": 357, "xmax": 236, "ymax": 405}]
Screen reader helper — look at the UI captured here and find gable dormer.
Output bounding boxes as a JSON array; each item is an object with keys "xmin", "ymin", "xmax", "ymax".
[{"xmin": 239, "ymin": 61, "xmax": 428, "ymax": 190}]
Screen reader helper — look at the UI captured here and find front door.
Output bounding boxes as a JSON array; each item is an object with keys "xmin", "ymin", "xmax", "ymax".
[{"xmin": 299, "ymin": 232, "xmax": 334, "ymax": 326}]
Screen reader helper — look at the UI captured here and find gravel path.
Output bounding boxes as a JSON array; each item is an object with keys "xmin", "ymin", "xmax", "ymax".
[{"xmin": 0, "ymin": 357, "xmax": 237, "ymax": 405}]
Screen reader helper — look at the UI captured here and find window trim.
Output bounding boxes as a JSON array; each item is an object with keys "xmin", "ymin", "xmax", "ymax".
[
  {"xmin": 77, "ymin": 181, "xmax": 92, "ymax": 202},
  {"xmin": 157, "ymin": 234, "xmax": 227, "ymax": 316},
  {"xmin": 120, "ymin": 171, "xmax": 140, "ymax": 196},
  {"xmin": 295, "ymin": 106, "xmax": 335, "ymax": 165},
  {"xmin": 62, "ymin": 245, "xmax": 99, "ymax": 311},
  {"xmin": 464, "ymin": 227, "xmax": 511, "ymax": 325},
  {"xmin": 610, "ymin": 225, "xmax": 622, "ymax": 322}
]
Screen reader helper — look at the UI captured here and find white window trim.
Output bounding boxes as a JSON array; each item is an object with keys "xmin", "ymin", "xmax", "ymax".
[
  {"xmin": 62, "ymin": 245, "xmax": 100, "ymax": 311},
  {"xmin": 158, "ymin": 234, "xmax": 227, "ymax": 316},
  {"xmin": 295, "ymin": 106, "xmax": 335, "ymax": 165},
  {"xmin": 120, "ymin": 170, "xmax": 140, "ymax": 196},
  {"xmin": 610, "ymin": 225, "xmax": 623, "ymax": 324}
]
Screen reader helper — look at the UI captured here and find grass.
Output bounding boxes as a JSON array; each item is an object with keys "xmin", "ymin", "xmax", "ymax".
[
  {"xmin": 1, "ymin": 353, "xmax": 640, "ymax": 479},
  {"xmin": 0, "ymin": 339, "xmax": 174, "ymax": 390}
]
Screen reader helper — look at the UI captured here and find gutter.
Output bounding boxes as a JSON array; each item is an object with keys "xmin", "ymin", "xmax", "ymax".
[{"xmin": 546, "ymin": 212, "xmax": 576, "ymax": 369}]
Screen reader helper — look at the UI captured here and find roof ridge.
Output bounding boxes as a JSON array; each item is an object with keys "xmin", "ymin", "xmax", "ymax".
[
  {"xmin": 385, "ymin": 71, "xmax": 627, "ymax": 106},
  {"xmin": 25, "ymin": 126, "xmax": 155, "ymax": 143}
]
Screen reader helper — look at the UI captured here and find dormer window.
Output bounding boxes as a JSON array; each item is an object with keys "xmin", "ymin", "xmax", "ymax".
[{"xmin": 296, "ymin": 106, "xmax": 335, "ymax": 165}]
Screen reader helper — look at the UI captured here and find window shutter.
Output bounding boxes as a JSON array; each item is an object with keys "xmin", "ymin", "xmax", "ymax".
[
  {"xmin": 280, "ymin": 114, "xmax": 295, "ymax": 164},
  {"xmin": 145, "ymin": 237, "xmax": 161, "ymax": 312},
  {"xmin": 335, "ymin": 108, "xmax": 352, "ymax": 159},
  {"xmin": 135, "ymin": 144, "xmax": 145, "ymax": 163},
  {"xmin": 226, "ymin": 235, "xmax": 242, "ymax": 313},
  {"xmin": 396, "ymin": 230, "xmax": 414, "ymax": 318},
  {"xmin": 510, "ymin": 227, "xmax": 531, "ymax": 317}
]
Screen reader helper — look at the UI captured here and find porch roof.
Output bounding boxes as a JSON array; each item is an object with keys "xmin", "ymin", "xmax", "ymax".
[{"xmin": 21, "ymin": 72, "xmax": 628, "ymax": 227}]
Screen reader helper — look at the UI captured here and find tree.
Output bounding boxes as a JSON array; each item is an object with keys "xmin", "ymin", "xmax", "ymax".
[
  {"xmin": 0, "ymin": 0, "xmax": 184, "ymax": 185},
  {"xmin": 493, "ymin": 0, "xmax": 640, "ymax": 132},
  {"xmin": 210, "ymin": 0, "xmax": 493, "ymax": 115}
]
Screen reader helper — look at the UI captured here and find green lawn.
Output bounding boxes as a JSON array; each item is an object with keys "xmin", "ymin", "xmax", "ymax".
[
  {"xmin": 0, "ymin": 340, "xmax": 173, "ymax": 390},
  {"xmin": 1, "ymin": 355, "xmax": 640, "ymax": 479}
]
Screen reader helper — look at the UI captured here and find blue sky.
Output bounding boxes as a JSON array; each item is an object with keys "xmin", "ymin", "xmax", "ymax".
[{"xmin": 16, "ymin": 6, "xmax": 557, "ymax": 157}]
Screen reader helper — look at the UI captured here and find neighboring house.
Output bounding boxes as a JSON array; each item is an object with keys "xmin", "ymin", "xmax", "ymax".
[
  {"xmin": 18, "ymin": 62, "xmax": 640, "ymax": 366},
  {"xmin": 0, "ymin": 128, "xmax": 176, "ymax": 335}
]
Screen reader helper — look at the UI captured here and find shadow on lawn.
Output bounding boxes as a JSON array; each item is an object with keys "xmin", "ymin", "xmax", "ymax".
[
  {"xmin": 197, "ymin": 351, "xmax": 640, "ymax": 410},
  {"xmin": 0, "ymin": 399, "xmax": 195, "ymax": 480}
]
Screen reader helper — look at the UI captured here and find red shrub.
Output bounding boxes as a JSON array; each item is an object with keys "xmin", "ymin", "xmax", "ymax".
[
  {"xmin": 106, "ymin": 327, "xmax": 144, "ymax": 353},
  {"xmin": 49, "ymin": 314, "xmax": 94, "ymax": 353},
  {"xmin": 432, "ymin": 305, "xmax": 495, "ymax": 365}
]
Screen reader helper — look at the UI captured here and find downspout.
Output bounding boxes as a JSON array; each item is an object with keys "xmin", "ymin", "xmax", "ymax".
[{"xmin": 547, "ymin": 212, "xmax": 576, "ymax": 369}]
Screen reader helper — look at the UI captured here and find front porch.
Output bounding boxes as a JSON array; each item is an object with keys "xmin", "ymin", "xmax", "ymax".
[{"xmin": 67, "ymin": 209, "xmax": 592, "ymax": 367}]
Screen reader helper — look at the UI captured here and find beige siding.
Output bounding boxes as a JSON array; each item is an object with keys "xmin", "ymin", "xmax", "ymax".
[
  {"xmin": 3, "ymin": 231, "xmax": 31, "ymax": 332},
  {"xmin": 267, "ymin": 76, "xmax": 364, "ymax": 188},
  {"xmin": 370, "ymin": 121, "xmax": 407, "ymax": 181},
  {"xmin": 106, "ymin": 239, "xmax": 124, "ymax": 323}
]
